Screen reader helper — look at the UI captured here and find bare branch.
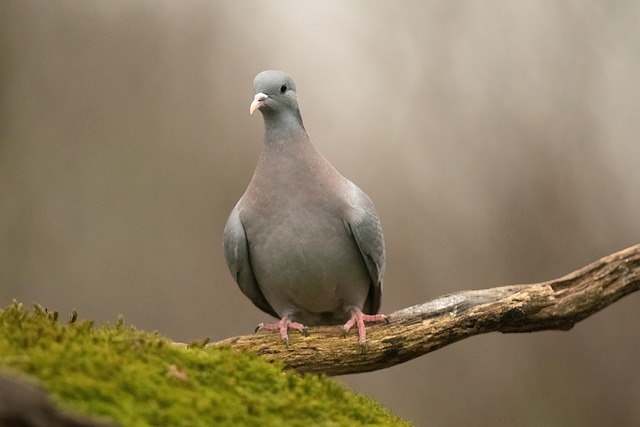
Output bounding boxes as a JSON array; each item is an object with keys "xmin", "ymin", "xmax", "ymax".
[{"xmin": 205, "ymin": 244, "xmax": 640, "ymax": 376}]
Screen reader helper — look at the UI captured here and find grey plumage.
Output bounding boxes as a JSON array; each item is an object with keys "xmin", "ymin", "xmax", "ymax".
[{"xmin": 223, "ymin": 70, "xmax": 386, "ymax": 348}]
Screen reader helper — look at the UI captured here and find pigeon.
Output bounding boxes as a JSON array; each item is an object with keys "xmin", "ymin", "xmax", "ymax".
[{"xmin": 223, "ymin": 70, "xmax": 387, "ymax": 351}]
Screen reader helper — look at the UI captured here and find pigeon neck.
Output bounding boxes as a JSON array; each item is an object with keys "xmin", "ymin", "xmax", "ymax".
[{"xmin": 262, "ymin": 111, "xmax": 308, "ymax": 146}]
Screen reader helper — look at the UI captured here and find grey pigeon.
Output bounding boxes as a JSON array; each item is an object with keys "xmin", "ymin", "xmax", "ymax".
[{"xmin": 223, "ymin": 70, "xmax": 386, "ymax": 351}]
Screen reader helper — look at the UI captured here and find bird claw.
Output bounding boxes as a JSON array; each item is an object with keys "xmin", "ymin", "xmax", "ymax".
[
  {"xmin": 342, "ymin": 309, "xmax": 389, "ymax": 352},
  {"xmin": 358, "ymin": 343, "xmax": 368, "ymax": 355},
  {"xmin": 254, "ymin": 318, "xmax": 307, "ymax": 347}
]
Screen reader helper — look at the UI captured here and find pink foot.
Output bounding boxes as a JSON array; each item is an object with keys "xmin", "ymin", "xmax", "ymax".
[
  {"xmin": 255, "ymin": 316, "xmax": 308, "ymax": 347},
  {"xmin": 343, "ymin": 308, "xmax": 389, "ymax": 353}
]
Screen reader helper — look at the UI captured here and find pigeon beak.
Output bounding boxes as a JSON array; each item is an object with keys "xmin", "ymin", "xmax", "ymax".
[{"xmin": 250, "ymin": 93, "xmax": 268, "ymax": 114}]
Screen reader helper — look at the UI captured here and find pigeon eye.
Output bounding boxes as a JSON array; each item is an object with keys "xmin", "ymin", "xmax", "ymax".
[{"xmin": 280, "ymin": 83, "xmax": 287, "ymax": 94}]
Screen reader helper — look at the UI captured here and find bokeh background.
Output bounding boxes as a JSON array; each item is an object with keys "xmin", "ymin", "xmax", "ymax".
[{"xmin": 2, "ymin": 1, "xmax": 639, "ymax": 425}]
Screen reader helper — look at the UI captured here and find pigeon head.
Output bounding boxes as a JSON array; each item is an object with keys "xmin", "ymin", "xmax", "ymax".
[{"xmin": 250, "ymin": 70, "xmax": 304, "ymax": 129}]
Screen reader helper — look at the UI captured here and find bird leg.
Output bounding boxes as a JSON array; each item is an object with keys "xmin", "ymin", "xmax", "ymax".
[
  {"xmin": 343, "ymin": 308, "xmax": 389, "ymax": 353},
  {"xmin": 255, "ymin": 316, "xmax": 308, "ymax": 347}
]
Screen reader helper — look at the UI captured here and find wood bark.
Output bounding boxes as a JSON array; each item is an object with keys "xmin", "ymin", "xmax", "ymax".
[{"xmin": 203, "ymin": 244, "xmax": 640, "ymax": 376}]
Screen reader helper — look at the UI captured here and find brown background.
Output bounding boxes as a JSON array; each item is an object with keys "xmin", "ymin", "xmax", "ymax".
[{"xmin": 1, "ymin": 2, "xmax": 639, "ymax": 425}]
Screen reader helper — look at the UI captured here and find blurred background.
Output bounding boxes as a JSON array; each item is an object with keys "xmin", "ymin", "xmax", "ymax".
[{"xmin": 1, "ymin": 1, "xmax": 639, "ymax": 425}]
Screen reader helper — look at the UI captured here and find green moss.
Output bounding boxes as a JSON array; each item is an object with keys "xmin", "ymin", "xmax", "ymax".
[{"xmin": 0, "ymin": 301, "xmax": 411, "ymax": 426}]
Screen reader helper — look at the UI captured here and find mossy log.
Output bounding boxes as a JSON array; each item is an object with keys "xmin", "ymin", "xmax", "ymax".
[
  {"xmin": 0, "ymin": 303, "xmax": 409, "ymax": 426},
  {"xmin": 208, "ymin": 244, "xmax": 640, "ymax": 376}
]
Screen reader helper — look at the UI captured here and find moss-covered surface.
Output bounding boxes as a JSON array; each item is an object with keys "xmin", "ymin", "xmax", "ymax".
[{"xmin": 0, "ymin": 302, "xmax": 411, "ymax": 426}]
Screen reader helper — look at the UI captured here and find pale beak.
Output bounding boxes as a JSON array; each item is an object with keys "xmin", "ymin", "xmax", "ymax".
[{"xmin": 250, "ymin": 93, "xmax": 268, "ymax": 114}]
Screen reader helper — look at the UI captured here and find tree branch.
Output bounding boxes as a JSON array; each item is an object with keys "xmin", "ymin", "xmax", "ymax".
[{"xmin": 209, "ymin": 244, "xmax": 640, "ymax": 376}]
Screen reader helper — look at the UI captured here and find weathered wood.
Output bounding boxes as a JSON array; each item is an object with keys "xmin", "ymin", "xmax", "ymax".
[{"xmin": 206, "ymin": 244, "xmax": 640, "ymax": 376}]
